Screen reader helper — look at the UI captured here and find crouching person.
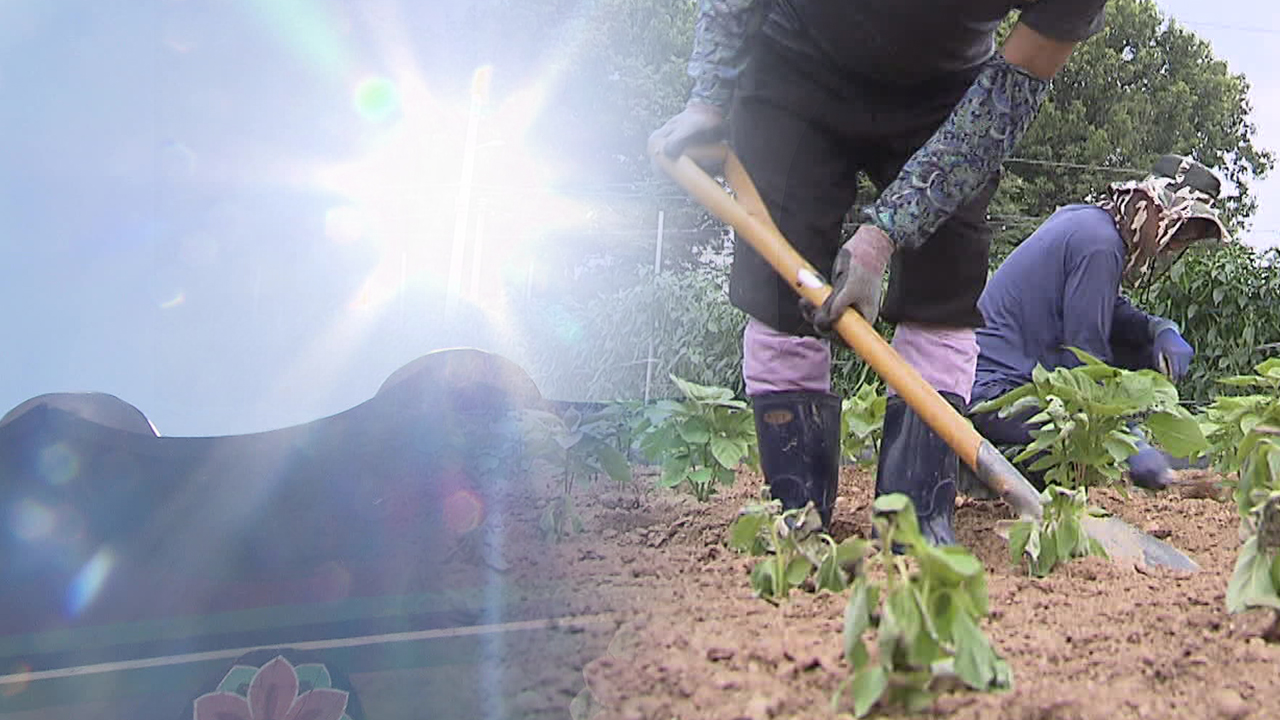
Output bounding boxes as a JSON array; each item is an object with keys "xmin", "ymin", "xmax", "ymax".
[{"xmin": 967, "ymin": 155, "xmax": 1230, "ymax": 491}]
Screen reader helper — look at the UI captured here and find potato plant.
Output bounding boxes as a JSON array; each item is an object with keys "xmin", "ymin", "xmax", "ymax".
[
  {"xmin": 1006, "ymin": 486, "xmax": 1108, "ymax": 577},
  {"xmin": 1225, "ymin": 432, "xmax": 1280, "ymax": 637},
  {"xmin": 1210, "ymin": 359, "xmax": 1280, "ymax": 637},
  {"xmin": 727, "ymin": 501, "xmax": 867, "ymax": 604},
  {"xmin": 517, "ymin": 407, "xmax": 634, "ymax": 541},
  {"xmin": 972, "ymin": 349, "xmax": 1206, "ymax": 575},
  {"xmin": 971, "ymin": 348, "xmax": 1206, "ymax": 491},
  {"xmin": 1198, "ymin": 358, "xmax": 1280, "ymax": 474},
  {"xmin": 835, "ymin": 495, "xmax": 1012, "ymax": 718},
  {"xmin": 634, "ymin": 375, "xmax": 758, "ymax": 502},
  {"xmin": 841, "ymin": 380, "xmax": 887, "ymax": 467}
]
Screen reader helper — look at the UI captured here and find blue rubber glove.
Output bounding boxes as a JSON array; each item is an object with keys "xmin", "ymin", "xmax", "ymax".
[
  {"xmin": 1125, "ymin": 423, "xmax": 1173, "ymax": 490},
  {"xmin": 1127, "ymin": 444, "xmax": 1173, "ymax": 491},
  {"xmin": 1152, "ymin": 328, "xmax": 1194, "ymax": 380}
]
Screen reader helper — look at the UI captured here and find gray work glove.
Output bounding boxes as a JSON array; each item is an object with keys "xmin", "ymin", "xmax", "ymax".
[
  {"xmin": 803, "ymin": 224, "xmax": 895, "ymax": 333},
  {"xmin": 647, "ymin": 102, "xmax": 726, "ymax": 171}
]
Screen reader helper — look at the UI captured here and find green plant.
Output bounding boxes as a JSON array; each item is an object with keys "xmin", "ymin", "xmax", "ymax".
[
  {"xmin": 841, "ymin": 379, "xmax": 887, "ymax": 466},
  {"xmin": 519, "ymin": 407, "xmax": 634, "ymax": 541},
  {"xmin": 834, "ymin": 495, "xmax": 1012, "ymax": 718},
  {"xmin": 1225, "ymin": 431, "xmax": 1280, "ymax": 627},
  {"xmin": 1198, "ymin": 358, "xmax": 1280, "ymax": 475},
  {"xmin": 634, "ymin": 375, "xmax": 758, "ymax": 501},
  {"xmin": 516, "ymin": 264, "xmax": 751, "ymax": 403},
  {"xmin": 1143, "ymin": 244, "xmax": 1280, "ymax": 405},
  {"xmin": 727, "ymin": 501, "xmax": 867, "ymax": 604},
  {"xmin": 1217, "ymin": 361, "xmax": 1280, "ymax": 637},
  {"xmin": 971, "ymin": 348, "xmax": 1206, "ymax": 490},
  {"xmin": 1006, "ymin": 486, "xmax": 1108, "ymax": 577}
]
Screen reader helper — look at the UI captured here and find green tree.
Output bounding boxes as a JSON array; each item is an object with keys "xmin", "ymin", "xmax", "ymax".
[
  {"xmin": 996, "ymin": 0, "xmax": 1272, "ymax": 243},
  {"xmin": 1139, "ymin": 243, "xmax": 1280, "ymax": 404}
]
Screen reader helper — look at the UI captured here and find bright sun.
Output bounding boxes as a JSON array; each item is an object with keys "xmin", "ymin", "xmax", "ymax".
[{"xmin": 310, "ymin": 66, "xmax": 593, "ymax": 317}]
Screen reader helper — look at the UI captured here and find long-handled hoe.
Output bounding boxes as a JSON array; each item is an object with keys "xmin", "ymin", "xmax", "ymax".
[{"xmin": 653, "ymin": 143, "xmax": 1199, "ymax": 572}]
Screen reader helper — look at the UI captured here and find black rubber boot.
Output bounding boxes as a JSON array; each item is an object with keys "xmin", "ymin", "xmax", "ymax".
[
  {"xmin": 752, "ymin": 391, "xmax": 842, "ymax": 529},
  {"xmin": 875, "ymin": 392, "xmax": 965, "ymax": 547}
]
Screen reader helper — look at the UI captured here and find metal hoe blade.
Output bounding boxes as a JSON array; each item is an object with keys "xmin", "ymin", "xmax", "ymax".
[{"xmin": 1082, "ymin": 515, "xmax": 1201, "ymax": 572}]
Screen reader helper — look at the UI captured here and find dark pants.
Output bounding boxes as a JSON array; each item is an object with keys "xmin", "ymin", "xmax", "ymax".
[{"xmin": 727, "ymin": 38, "xmax": 999, "ymax": 337}]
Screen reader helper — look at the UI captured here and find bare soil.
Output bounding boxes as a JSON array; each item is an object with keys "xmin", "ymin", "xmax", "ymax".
[{"xmin": 483, "ymin": 466, "xmax": 1280, "ymax": 720}]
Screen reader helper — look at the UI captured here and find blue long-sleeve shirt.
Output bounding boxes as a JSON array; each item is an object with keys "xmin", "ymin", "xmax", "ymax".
[{"xmin": 972, "ymin": 204, "xmax": 1172, "ymax": 403}]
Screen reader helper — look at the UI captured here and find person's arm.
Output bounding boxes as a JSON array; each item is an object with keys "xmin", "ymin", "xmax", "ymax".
[
  {"xmin": 1111, "ymin": 296, "xmax": 1159, "ymax": 348},
  {"xmin": 1110, "ymin": 296, "xmax": 1193, "ymax": 376},
  {"xmin": 1001, "ymin": 21, "xmax": 1079, "ymax": 81},
  {"xmin": 811, "ymin": 18, "xmax": 1094, "ymax": 329},
  {"xmin": 687, "ymin": 0, "xmax": 771, "ymax": 111},
  {"xmin": 649, "ymin": 0, "xmax": 769, "ymax": 161},
  {"xmin": 863, "ymin": 20, "xmax": 1085, "ymax": 250},
  {"xmin": 1059, "ymin": 248, "xmax": 1125, "ymax": 368},
  {"xmin": 1112, "ymin": 296, "xmax": 1182, "ymax": 348}
]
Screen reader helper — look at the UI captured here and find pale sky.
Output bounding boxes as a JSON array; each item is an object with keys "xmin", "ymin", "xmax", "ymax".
[
  {"xmin": 1156, "ymin": 0, "xmax": 1280, "ymax": 249},
  {"xmin": 0, "ymin": 0, "xmax": 1276, "ymax": 437}
]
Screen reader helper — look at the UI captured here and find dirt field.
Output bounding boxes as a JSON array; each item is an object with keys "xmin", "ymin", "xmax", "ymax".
[{"xmin": 484, "ymin": 465, "xmax": 1280, "ymax": 720}]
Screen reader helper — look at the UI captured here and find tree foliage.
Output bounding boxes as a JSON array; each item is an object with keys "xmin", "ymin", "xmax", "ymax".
[
  {"xmin": 1139, "ymin": 244, "xmax": 1280, "ymax": 404},
  {"xmin": 470, "ymin": 0, "xmax": 1273, "ymax": 404},
  {"xmin": 999, "ymin": 0, "xmax": 1272, "ymax": 233}
]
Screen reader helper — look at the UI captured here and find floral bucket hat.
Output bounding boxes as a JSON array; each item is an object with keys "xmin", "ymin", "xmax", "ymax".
[{"xmin": 1097, "ymin": 154, "xmax": 1231, "ymax": 286}]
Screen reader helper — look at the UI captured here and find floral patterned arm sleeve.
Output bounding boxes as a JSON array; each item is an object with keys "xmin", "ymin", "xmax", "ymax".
[
  {"xmin": 688, "ymin": 0, "xmax": 769, "ymax": 110},
  {"xmin": 864, "ymin": 55, "xmax": 1051, "ymax": 250}
]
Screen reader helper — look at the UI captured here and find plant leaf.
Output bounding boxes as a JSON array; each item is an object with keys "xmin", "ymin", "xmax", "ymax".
[
  {"xmin": 843, "ymin": 578, "xmax": 877, "ymax": 665},
  {"xmin": 952, "ymin": 612, "xmax": 996, "ymax": 690},
  {"xmin": 688, "ymin": 466, "xmax": 714, "ymax": 491},
  {"xmin": 710, "ymin": 435, "xmax": 743, "ymax": 470},
  {"xmin": 1226, "ymin": 537, "xmax": 1280, "ymax": 613},
  {"xmin": 659, "ymin": 456, "xmax": 689, "ymax": 487},
  {"xmin": 590, "ymin": 442, "xmax": 633, "ymax": 485},
  {"xmin": 784, "ymin": 556, "xmax": 814, "ymax": 588},
  {"xmin": 750, "ymin": 560, "xmax": 778, "ymax": 601},
  {"xmin": 816, "ymin": 552, "xmax": 848, "ymax": 593},
  {"xmin": 728, "ymin": 513, "xmax": 767, "ymax": 555},
  {"xmin": 1145, "ymin": 412, "xmax": 1209, "ymax": 459},
  {"xmin": 677, "ymin": 416, "xmax": 711, "ymax": 444},
  {"xmin": 850, "ymin": 666, "xmax": 888, "ymax": 719},
  {"xmin": 1008, "ymin": 520, "xmax": 1033, "ymax": 567}
]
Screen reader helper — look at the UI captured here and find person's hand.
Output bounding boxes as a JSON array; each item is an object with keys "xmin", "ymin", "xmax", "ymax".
[
  {"xmin": 647, "ymin": 102, "xmax": 726, "ymax": 171},
  {"xmin": 1152, "ymin": 328, "xmax": 1194, "ymax": 380},
  {"xmin": 1127, "ymin": 444, "xmax": 1173, "ymax": 491},
  {"xmin": 802, "ymin": 224, "xmax": 895, "ymax": 333}
]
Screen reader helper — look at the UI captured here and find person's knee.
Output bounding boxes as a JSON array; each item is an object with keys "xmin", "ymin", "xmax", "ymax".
[
  {"xmin": 889, "ymin": 323, "xmax": 977, "ymax": 402},
  {"xmin": 742, "ymin": 317, "xmax": 832, "ymax": 395}
]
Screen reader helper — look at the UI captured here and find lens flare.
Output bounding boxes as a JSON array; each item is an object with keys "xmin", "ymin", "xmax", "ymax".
[
  {"xmin": 325, "ymin": 205, "xmax": 365, "ymax": 244},
  {"xmin": 550, "ymin": 307, "xmax": 585, "ymax": 344},
  {"xmin": 66, "ymin": 547, "xmax": 115, "ymax": 617},
  {"xmin": 443, "ymin": 489, "xmax": 485, "ymax": 536},
  {"xmin": 37, "ymin": 443, "xmax": 78, "ymax": 486},
  {"xmin": 312, "ymin": 560, "xmax": 353, "ymax": 602},
  {"xmin": 354, "ymin": 77, "xmax": 400, "ymax": 122},
  {"xmin": 53, "ymin": 504, "xmax": 86, "ymax": 545},
  {"xmin": 11, "ymin": 499, "xmax": 55, "ymax": 542},
  {"xmin": 0, "ymin": 662, "xmax": 32, "ymax": 698}
]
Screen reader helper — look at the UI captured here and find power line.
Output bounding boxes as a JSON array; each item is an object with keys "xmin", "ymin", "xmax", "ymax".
[{"xmin": 1003, "ymin": 157, "xmax": 1144, "ymax": 173}]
